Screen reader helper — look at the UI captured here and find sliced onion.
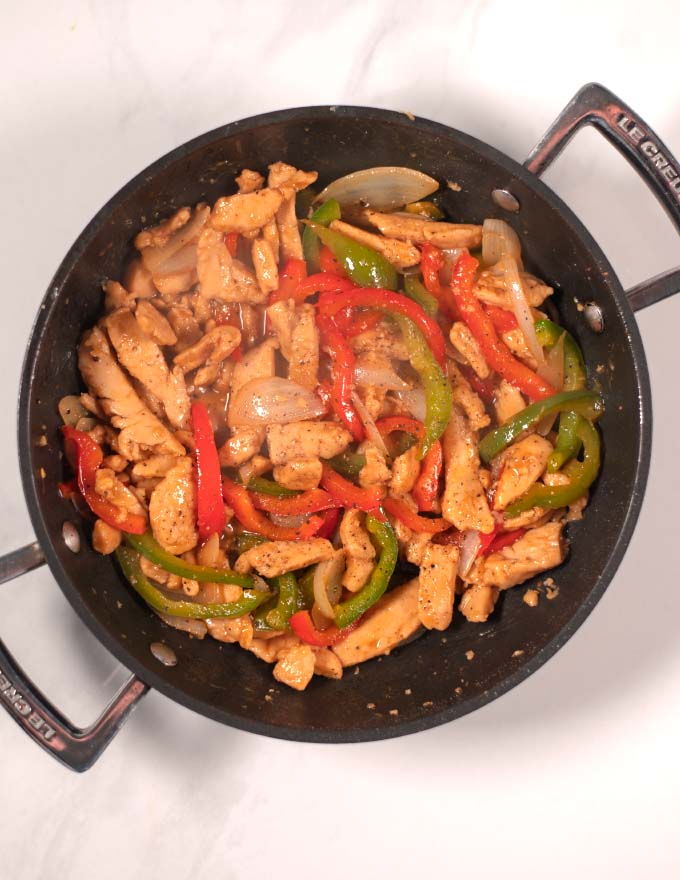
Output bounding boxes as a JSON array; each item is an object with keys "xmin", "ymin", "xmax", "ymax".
[
  {"xmin": 391, "ymin": 388, "xmax": 426, "ymax": 422},
  {"xmin": 313, "ymin": 549, "xmax": 346, "ymax": 620},
  {"xmin": 354, "ymin": 363, "xmax": 409, "ymax": 391},
  {"xmin": 482, "ymin": 219, "xmax": 522, "ymax": 268},
  {"xmin": 58, "ymin": 395, "xmax": 89, "ymax": 427},
  {"xmin": 439, "ymin": 247, "xmax": 464, "ymax": 284},
  {"xmin": 458, "ymin": 530, "xmax": 481, "ymax": 578},
  {"xmin": 536, "ymin": 333, "xmax": 566, "ymax": 435},
  {"xmin": 153, "ymin": 242, "xmax": 198, "ymax": 275},
  {"xmin": 351, "ymin": 391, "xmax": 389, "ymax": 457},
  {"xmin": 140, "ymin": 204, "xmax": 210, "ymax": 274},
  {"xmin": 155, "ymin": 611, "xmax": 207, "ymax": 639},
  {"xmin": 228, "ymin": 377, "xmax": 326, "ymax": 427},
  {"xmin": 269, "ymin": 513, "xmax": 307, "ymax": 528},
  {"xmin": 314, "ymin": 167, "xmax": 439, "ymax": 214}
]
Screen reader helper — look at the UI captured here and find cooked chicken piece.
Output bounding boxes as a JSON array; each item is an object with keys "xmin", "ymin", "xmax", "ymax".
[
  {"xmin": 136, "ymin": 205, "xmax": 209, "ymax": 299},
  {"xmin": 262, "ymin": 217, "xmax": 280, "ymax": 262},
  {"xmin": 501, "ymin": 506, "xmax": 552, "ymax": 531},
  {"xmin": 102, "ymin": 453, "xmax": 128, "ymax": 473},
  {"xmin": 167, "ymin": 306, "xmax": 203, "ymax": 351},
  {"xmin": 442, "ymin": 406, "xmax": 494, "ymax": 533},
  {"xmin": 358, "ymin": 441, "xmax": 391, "ymax": 488},
  {"xmin": 468, "ymin": 522, "xmax": 566, "ymax": 591},
  {"xmin": 235, "ymin": 538, "xmax": 334, "ymax": 578},
  {"xmin": 92, "ymin": 519, "xmax": 122, "ymax": 555},
  {"xmin": 565, "ymin": 493, "xmax": 589, "ymax": 522},
  {"xmin": 447, "ymin": 361, "xmax": 491, "ymax": 431},
  {"xmin": 267, "ymin": 162, "xmax": 318, "ymax": 192},
  {"xmin": 343, "ymin": 558, "xmax": 375, "ymax": 592},
  {"xmin": 136, "ymin": 207, "xmax": 192, "ymax": 249},
  {"xmin": 140, "ymin": 556, "xmax": 181, "ymax": 589},
  {"xmin": 220, "ymin": 339, "xmax": 277, "ymax": 464},
  {"xmin": 389, "ymin": 446, "xmax": 420, "ymax": 496},
  {"xmin": 79, "ymin": 327, "xmax": 185, "ymax": 460},
  {"xmin": 155, "ymin": 612, "xmax": 207, "ymax": 638},
  {"xmin": 275, "ymin": 189, "xmax": 303, "ymax": 260},
  {"xmin": 249, "ymin": 633, "xmax": 300, "ymax": 663},
  {"xmin": 219, "ymin": 427, "xmax": 265, "ymax": 467},
  {"xmin": 493, "ymin": 379, "xmax": 526, "ymax": 424},
  {"xmin": 543, "ymin": 472, "xmax": 571, "ymax": 487},
  {"xmin": 313, "ymin": 647, "xmax": 343, "ymax": 680},
  {"xmin": 501, "ymin": 328, "xmax": 537, "ymax": 369},
  {"xmin": 210, "ymin": 188, "xmax": 284, "ymax": 234},
  {"xmin": 267, "ymin": 421, "xmax": 352, "ymax": 465},
  {"xmin": 418, "ymin": 542, "xmax": 459, "ymax": 630},
  {"xmin": 105, "ymin": 308, "xmax": 190, "ymax": 430},
  {"xmin": 251, "ymin": 238, "xmax": 279, "ymax": 295},
  {"xmin": 94, "ymin": 468, "xmax": 146, "ymax": 515},
  {"xmin": 238, "ymin": 454, "xmax": 272, "ymax": 486},
  {"xmin": 266, "ymin": 299, "xmax": 295, "ymax": 358},
  {"xmin": 328, "ymin": 219, "xmax": 420, "ymax": 270},
  {"xmin": 273, "ymin": 458, "xmax": 322, "ymax": 490},
  {"xmin": 332, "ymin": 578, "xmax": 421, "ymax": 667},
  {"xmin": 123, "ymin": 258, "xmax": 156, "ymax": 300},
  {"xmin": 405, "ymin": 532, "xmax": 431, "ymax": 566},
  {"xmin": 198, "ymin": 581, "xmax": 242, "ymax": 604},
  {"xmin": 174, "ymin": 325, "xmax": 241, "ymax": 386},
  {"xmin": 266, "ymin": 301, "xmax": 320, "ymax": 390},
  {"xmin": 364, "ymin": 210, "xmax": 482, "ymax": 249},
  {"xmin": 339, "ymin": 509, "xmax": 375, "ymax": 591},
  {"xmin": 357, "ymin": 383, "xmax": 387, "ymax": 421},
  {"xmin": 148, "ymin": 456, "xmax": 198, "ymax": 555},
  {"xmin": 196, "ymin": 226, "xmax": 268, "ymax": 305},
  {"xmin": 352, "ymin": 321, "xmax": 410, "ymax": 360},
  {"xmin": 493, "ymin": 434, "xmax": 552, "ymax": 511},
  {"xmin": 459, "ymin": 584, "xmax": 499, "ymax": 622},
  {"xmin": 474, "ymin": 269, "xmax": 553, "ymax": 309},
  {"xmin": 449, "ymin": 322, "xmax": 490, "ymax": 378},
  {"xmin": 79, "ymin": 392, "xmax": 104, "ymax": 417},
  {"xmin": 104, "ymin": 280, "xmax": 135, "ymax": 312},
  {"xmin": 273, "ymin": 643, "xmax": 316, "ymax": 691},
  {"xmin": 206, "ymin": 616, "xmax": 254, "ymax": 649},
  {"xmin": 235, "ymin": 168, "xmax": 265, "ymax": 194},
  {"xmin": 135, "ymin": 300, "xmax": 177, "ymax": 346},
  {"xmin": 131, "ymin": 454, "xmax": 181, "ymax": 479}
]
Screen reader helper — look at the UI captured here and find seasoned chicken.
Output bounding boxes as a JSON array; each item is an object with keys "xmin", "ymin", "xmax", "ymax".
[
  {"xmin": 493, "ymin": 434, "xmax": 552, "ymax": 511},
  {"xmin": 418, "ymin": 542, "xmax": 459, "ymax": 630},
  {"xmin": 148, "ymin": 456, "xmax": 198, "ymax": 554},
  {"xmin": 174, "ymin": 325, "xmax": 241, "ymax": 386},
  {"xmin": 78, "ymin": 327, "xmax": 185, "ymax": 460},
  {"xmin": 251, "ymin": 238, "xmax": 279, "ymax": 295},
  {"xmin": 389, "ymin": 446, "xmax": 420, "ymax": 496},
  {"xmin": 262, "ymin": 217, "xmax": 280, "ymax": 262},
  {"xmin": 267, "ymin": 162, "xmax": 318, "ymax": 192},
  {"xmin": 447, "ymin": 362, "xmax": 491, "ymax": 431},
  {"xmin": 358, "ymin": 442, "xmax": 391, "ymax": 488},
  {"xmin": 135, "ymin": 300, "xmax": 177, "ymax": 346},
  {"xmin": 266, "ymin": 300, "xmax": 320, "ymax": 390},
  {"xmin": 123, "ymin": 258, "xmax": 156, "ymax": 300},
  {"xmin": 328, "ymin": 219, "xmax": 420, "ymax": 270},
  {"xmin": 235, "ymin": 168, "xmax": 264, "ymax": 194},
  {"xmin": 136, "ymin": 205, "xmax": 209, "ymax": 298},
  {"xmin": 131, "ymin": 454, "xmax": 181, "ymax": 478},
  {"xmin": 206, "ymin": 616, "xmax": 254, "ymax": 649},
  {"xmin": 449, "ymin": 322, "xmax": 490, "ymax": 378},
  {"xmin": 275, "ymin": 190, "xmax": 303, "ymax": 260},
  {"xmin": 272, "ymin": 458, "xmax": 322, "ymax": 490},
  {"xmin": 105, "ymin": 308, "xmax": 190, "ymax": 429},
  {"xmin": 459, "ymin": 584, "xmax": 499, "ymax": 622},
  {"xmin": 234, "ymin": 538, "xmax": 334, "ymax": 578},
  {"xmin": 167, "ymin": 306, "xmax": 202, "ymax": 351},
  {"xmin": 352, "ymin": 321, "xmax": 409, "ymax": 360},
  {"xmin": 313, "ymin": 648, "xmax": 343, "ymax": 680},
  {"xmin": 332, "ymin": 578, "xmax": 421, "ymax": 666},
  {"xmin": 94, "ymin": 468, "xmax": 146, "ymax": 515},
  {"xmin": 340, "ymin": 509, "xmax": 376, "ymax": 591},
  {"xmin": 222, "ymin": 339, "xmax": 278, "ymax": 464},
  {"xmin": 267, "ymin": 421, "xmax": 352, "ymax": 465},
  {"xmin": 364, "ymin": 210, "xmax": 482, "ymax": 249},
  {"xmin": 502, "ymin": 328, "xmax": 538, "ymax": 369},
  {"xmin": 493, "ymin": 379, "xmax": 526, "ymax": 424},
  {"xmin": 219, "ymin": 427, "xmax": 266, "ymax": 467},
  {"xmin": 273, "ymin": 643, "xmax": 316, "ymax": 691},
  {"xmin": 92, "ymin": 519, "xmax": 122, "ymax": 555},
  {"xmin": 249, "ymin": 634, "xmax": 300, "ymax": 663},
  {"xmin": 104, "ymin": 280, "xmax": 135, "ymax": 312},
  {"xmin": 474, "ymin": 269, "xmax": 553, "ymax": 310},
  {"xmin": 210, "ymin": 188, "xmax": 284, "ymax": 234},
  {"xmin": 196, "ymin": 226, "xmax": 268, "ymax": 304},
  {"xmin": 468, "ymin": 522, "xmax": 566, "ymax": 591},
  {"xmin": 442, "ymin": 406, "xmax": 494, "ymax": 533}
]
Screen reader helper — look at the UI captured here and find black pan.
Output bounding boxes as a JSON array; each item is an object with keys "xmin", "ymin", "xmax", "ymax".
[{"xmin": 2, "ymin": 83, "xmax": 679, "ymax": 771}]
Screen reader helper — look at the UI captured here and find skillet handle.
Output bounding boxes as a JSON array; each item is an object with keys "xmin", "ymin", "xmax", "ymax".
[
  {"xmin": 0, "ymin": 542, "xmax": 148, "ymax": 772},
  {"xmin": 525, "ymin": 82, "xmax": 680, "ymax": 312}
]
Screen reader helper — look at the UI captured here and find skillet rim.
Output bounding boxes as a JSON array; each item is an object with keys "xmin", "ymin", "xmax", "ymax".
[{"xmin": 16, "ymin": 104, "xmax": 652, "ymax": 742}]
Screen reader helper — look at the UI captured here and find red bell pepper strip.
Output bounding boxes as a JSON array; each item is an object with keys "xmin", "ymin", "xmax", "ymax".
[
  {"xmin": 320, "ymin": 463, "xmax": 384, "ymax": 512},
  {"xmin": 61, "ymin": 427, "xmax": 147, "ymax": 534},
  {"xmin": 382, "ymin": 495, "xmax": 449, "ymax": 533},
  {"xmin": 191, "ymin": 402, "xmax": 227, "ymax": 541},
  {"xmin": 318, "ymin": 288, "xmax": 447, "ymax": 369},
  {"xmin": 225, "ymin": 233, "xmax": 239, "ymax": 258},
  {"xmin": 316, "ymin": 311, "xmax": 364, "ymax": 441},
  {"xmin": 293, "ymin": 272, "xmax": 354, "ymax": 302},
  {"xmin": 333, "ymin": 306, "xmax": 382, "ymax": 337},
  {"xmin": 480, "ymin": 528, "xmax": 526, "ymax": 556},
  {"xmin": 289, "ymin": 610, "xmax": 358, "ymax": 646},
  {"xmin": 222, "ymin": 476, "xmax": 324, "ymax": 541},
  {"xmin": 483, "ymin": 304, "xmax": 518, "ymax": 334},
  {"xmin": 316, "ymin": 507, "xmax": 341, "ymax": 539},
  {"xmin": 420, "ymin": 243, "xmax": 461, "ymax": 321},
  {"xmin": 449, "ymin": 251, "xmax": 556, "ymax": 401},
  {"xmin": 458, "ymin": 363, "xmax": 497, "ymax": 404},
  {"xmin": 375, "ymin": 416, "xmax": 425, "ymax": 442},
  {"xmin": 249, "ymin": 488, "xmax": 336, "ymax": 516},
  {"xmin": 319, "ymin": 245, "xmax": 347, "ymax": 276},
  {"xmin": 58, "ymin": 478, "xmax": 78, "ymax": 500},
  {"xmin": 412, "ymin": 441, "xmax": 443, "ymax": 512},
  {"xmin": 269, "ymin": 258, "xmax": 308, "ymax": 304}
]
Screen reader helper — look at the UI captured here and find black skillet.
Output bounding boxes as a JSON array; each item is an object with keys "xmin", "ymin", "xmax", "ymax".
[{"xmin": 2, "ymin": 83, "xmax": 679, "ymax": 771}]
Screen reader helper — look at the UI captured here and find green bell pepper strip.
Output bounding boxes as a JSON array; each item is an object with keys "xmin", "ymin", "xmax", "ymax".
[
  {"xmin": 306, "ymin": 221, "xmax": 398, "ymax": 290},
  {"xmin": 265, "ymin": 572, "xmax": 299, "ymax": 630},
  {"xmin": 505, "ymin": 416, "xmax": 601, "ymax": 516},
  {"xmin": 393, "ymin": 314, "xmax": 453, "ymax": 459},
  {"xmin": 125, "ymin": 532, "xmax": 253, "ymax": 587},
  {"xmin": 116, "ymin": 547, "xmax": 269, "ymax": 619},
  {"xmin": 333, "ymin": 513, "xmax": 398, "ymax": 629},
  {"xmin": 246, "ymin": 476, "xmax": 300, "ymax": 497},
  {"xmin": 329, "ymin": 449, "xmax": 366, "ymax": 481},
  {"xmin": 235, "ymin": 531, "xmax": 267, "ymax": 555},
  {"xmin": 297, "ymin": 567, "xmax": 316, "ymax": 609},
  {"xmin": 534, "ymin": 319, "xmax": 587, "ymax": 472},
  {"xmin": 253, "ymin": 595, "xmax": 280, "ymax": 632},
  {"xmin": 403, "ymin": 275, "xmax": 439, "ymax": 317},
  {"xmin": 302, "ymin": 199, "xmax": 342, "ymax": 272},
  {"xmin": 479, "ymin": 389, "xmax": 604, "ymax": 464}
]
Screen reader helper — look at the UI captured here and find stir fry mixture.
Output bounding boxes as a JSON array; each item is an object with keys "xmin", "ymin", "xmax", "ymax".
[{"xmin": 59, "ymin": 163, "xmax": 603, "ymax": 691}]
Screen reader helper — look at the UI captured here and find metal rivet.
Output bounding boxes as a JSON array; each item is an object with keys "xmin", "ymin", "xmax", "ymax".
[
  {"xmin": 150, "ymin": 642, "xmax": 177, "ymax": 667},
  {"xmin": 62, "ymin": 521, "xmax": 80, "ymax": 553},
  {"xmin": 491, "ymin": 188, "xmax": 520, "ymax": 212},
  {"xmin": 584, "ymin": 302, "xmax": 605, "ymax": 333}
]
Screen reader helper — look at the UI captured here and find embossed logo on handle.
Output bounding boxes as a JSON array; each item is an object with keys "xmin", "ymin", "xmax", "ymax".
[
  {"xmin": 0, "ymin": 667, "xmax": 56, "ymax": 742},
  {"xmin": 616, "ymin": 113, "xmax": 680, "ymax": 200}
]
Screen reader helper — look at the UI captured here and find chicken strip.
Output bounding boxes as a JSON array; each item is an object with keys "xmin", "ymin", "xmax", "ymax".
[
  {"xmin": 418, "ymin": 542, "xmax": 459, "ymax": 631},
  {"xmin": 328, "ymin": 219, "xmax": 420, "ymax": 270},
  {"xmin": 364, "ymin": 210, "xmax": 482, "ymax": 249},
  {"xmin": 266, "ymin": 421, "xmax": 352, "ymax": 465},
  {"xmin": 493, "ymin": 379, "xmax": 526, "ymax": 424},
  {"xmin": 340, "ymin": 509, "xmax": 376, "ymax": 591},
  {"xmin": 492, "ymin": 434, "xmax": 553, "ymax": 511},
  {"xmin": 273, "ymin": 644, "xmax": 316, "ymax": 691},
  {"xmin": 235, "ymin": 168, "xmax": 264, "ymax": 194},
  {"xmin": 174, "ymin": 325, "xmax": 241, "ymax": 387},
  {"xmin": 467, "ymin": 522, "xmax": 566, "ymax": 591},
  {"xmin": 135, "ymin": 300, "xmax": 177, "ymax": 346},
  {"xmin": 234, "ymin": 538, "xmax": 334, "ymax": 578},
  {"xmin": 449, "ymin": 322, "xmax": 490, "ymax": 379},
  {"xmin": 105, "ymin": 308, "xmax": 190, "ymax": 430},
  {"xmin": 352, "ymin": 322, "xmax": 410, "ymax": 360},
  {"xmin": 222, "ymin": 339, "xmax": 278, "ymax": 464},
  {"xmin": 272, "ymin": 458, "xmax": 322, "ymax": 490},
  {"xmin": 389, "ymin": 446, "xmax": 420, "ymax": 496},
  {"xmin": 78, "ymin": 327, "xmax": 185, "ymax": 460},
  {"xmin": 459, "ymin": 585, "xmax": 499, "ymax": 623},
  {"xmin": 266, "ymin": 300, "xmax": 320, "ymax": 390},
  {"xmin": 196, "ymin": 226, "xmax": 268, "ymax": 304},
  {"xmin": 474, "ymin": 269, "xmax": 553, "ymax": 309},
  {"xmin": 441, "ymin": 406, "xmax": 494, "ymax": 533},
  {"xmin": 251, "ymin": 238, "xmax": 279, "ymax": 295},
  {"xmin": 447, "ymin": 361, "xmax": 491, "ymax": 431},
  {"xmin": 210, "ymin": 188, "xmax": 284, "ymax": 234},
  {"xmin": 148, "ymin": 456, "xmax": 198, "ymax": 555}
]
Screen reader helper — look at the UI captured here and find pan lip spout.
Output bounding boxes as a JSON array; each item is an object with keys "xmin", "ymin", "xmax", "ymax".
[{"xmin": 14, "ymin": 104, "xmax": 652, "ymax": 743}]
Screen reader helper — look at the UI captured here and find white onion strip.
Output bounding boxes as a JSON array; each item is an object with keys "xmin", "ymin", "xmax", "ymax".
[
  {"xmin": 482, "ymin": 219, "xmax": 523, "ymax": 268},
  {"xmin": 458, "ymin": 530, "xmax": 481, "ymax": 578},
  {"xmin": 351, "ymin": 391, "xmax": 389, "ymax": 457},
  {"xmin": 228, "ymin": 377, "xmax": 326, "ymax": 427},
  {"xmin": 313, "ymin": 551, "xmax": 346, "ymax": 620}
]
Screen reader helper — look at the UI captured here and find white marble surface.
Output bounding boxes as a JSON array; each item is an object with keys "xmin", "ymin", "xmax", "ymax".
[{"xmin": 2, "ymin": 2, "xmax": 680, "ymax": 877}]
